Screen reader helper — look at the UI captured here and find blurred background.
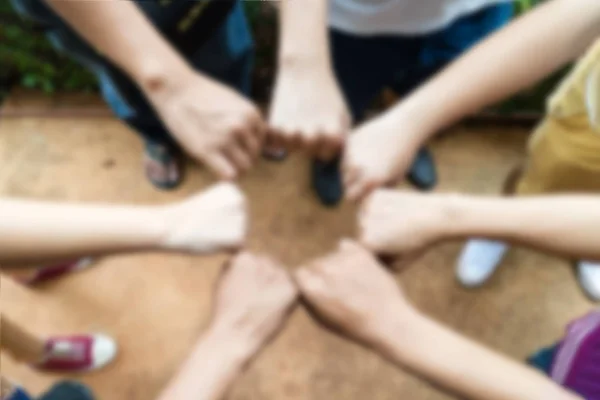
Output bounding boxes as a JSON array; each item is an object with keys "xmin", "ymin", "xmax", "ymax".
[{"xmin": 0, "ymin": 0, "xmax": 561, "ymax": 118}]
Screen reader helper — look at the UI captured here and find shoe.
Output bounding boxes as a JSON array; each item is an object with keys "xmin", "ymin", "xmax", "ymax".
[
  {"xmin": 144, "ymin": 142, "xmax": 181, "ymax": 190},
  {"xmin": 577, "ymin": 260, "xmax": 600, "ymax": 301},
  {"xmin": 406, "ymin": 147, "xmax": 437, "ymax": 191},
  {"xmin": 39, "ymin": 382, "xmax": 96, "ymax": 400},
  {"xmin": 312, "ymin": 156, "xmax": 343, "ymax": 207},
  {"xmin": 35, "ymin": 334, "xmax": 117, "ymax": 373},
  {"xmin": 456, "ymin": 239, "xmax": 509, "ymax": 287}
]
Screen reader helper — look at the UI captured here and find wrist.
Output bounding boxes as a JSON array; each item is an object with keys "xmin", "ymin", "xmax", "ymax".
[
  {"xmin": 372, "ymin": 305, "xmax": 427, "ymax": 360},
  {"xmin": 131, "ymin": 207, "xmax": 169, "ymax": 251},
  {"xmin": 278, "ymin": 51, "xmax": 332, "ymax": 76},
  {"xmin": 202, "ymin": 324, "xmax": 256, "ymax": 368},
  {"xmin": 135, "ymin": 55, "xmax": 196, "ymax": 99}
]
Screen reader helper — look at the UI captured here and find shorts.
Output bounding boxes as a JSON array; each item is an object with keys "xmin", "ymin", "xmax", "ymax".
[{"xmin": 516, "ymin": 40, "xmax": 600, "ymax": 195}]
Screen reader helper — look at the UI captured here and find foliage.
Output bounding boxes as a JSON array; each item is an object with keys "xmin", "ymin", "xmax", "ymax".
[
  {"xmin": 0, "ymin": 0, "xmax": 558, "ymax": 114},
  {"xmin": 0, "ymin": 0, "xmax": 97, "ymax": 99}
]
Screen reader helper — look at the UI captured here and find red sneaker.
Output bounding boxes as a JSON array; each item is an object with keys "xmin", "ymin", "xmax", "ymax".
[
  {"xmin": 18, "ymin": 258, "xmax": 94, "ymax": 286},
  {"xmin": 35, "ymin": 334, "xmax": 117, "ymax": 373}
]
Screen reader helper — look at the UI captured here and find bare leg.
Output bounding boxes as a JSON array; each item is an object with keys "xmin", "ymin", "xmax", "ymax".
[{"xmin": 1, "ymin": 315, "xmax": 46, "ymax": 364}]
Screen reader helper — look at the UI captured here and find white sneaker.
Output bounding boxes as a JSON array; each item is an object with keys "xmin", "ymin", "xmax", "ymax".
[
  {"xmin": 578, "ymin": 260, "xmax": 600, "ymax": 301},
  {"xmin": 456, "ymin": 239, "xmax": 509, "ymax": 287}
]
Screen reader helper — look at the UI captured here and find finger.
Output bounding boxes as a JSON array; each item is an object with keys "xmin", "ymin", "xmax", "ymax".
[
  {"xmin": 345, "ymin": 179, "xmax": 367, "ymax": 202},
  {"xmin": 252, "ymin": 113, "xmax": 267, "ymax": 143},
  {"xmin": 343, "ymin": 166, "xmax": 362, "ymax": 190},
  {"xmin": 204, "ymin": 152, "xmax": 237, "ymax": 180},
  {"xmin": 237, "ymin": 129, "xmax": 261, "ymax": 158},
  {"xmin": 338, "ymin": 238, "xmax": 363, "ymax": 253},
  {"xmin": 224, "ymin": 145, "xmax": 252, "ymax": 172},
  {"xmin": 316, "ymin": 138, "xmax": 341, "ymax": 161},
  {"xmin": 263, "ymin": 130, "xmax": 288, "ymax": 160},
  {"xmin": 317, "ymin": 130, "xmax": 344, "ymax": 161},
  {"xmin": 294, "ymin": 268, "xmax": 326, "ymax": 294}
]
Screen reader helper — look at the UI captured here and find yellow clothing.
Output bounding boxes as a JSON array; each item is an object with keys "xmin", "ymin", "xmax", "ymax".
[{"xmin": 517, "ymin": 40, "xmax": 600, "ymax": 195}]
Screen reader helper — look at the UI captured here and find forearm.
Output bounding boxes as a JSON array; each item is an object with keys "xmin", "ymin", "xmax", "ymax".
[
  {"xmin": 389, "ymin": 0, "xmax": 600, "ymax": 142},
  {"xmin": 444, "ymin": 195, "xmax": 600, "ymax": 260},
  {"xmin": 0, "ymin": 199, "xmax": 165, "ymax": 267},
  {"xmin": 44, "ymin": 0, "xmax": 193, "ymax": 92},
  {"xmin": 376, "ymin": 308, "xmax": 580, "ymax": 400},
  {"xmin": 156, "ymin": 328, "xmax": 250, "ymax": 400},
  {"xmin": 277, "ymin": 0, "xmax": 330, "ymax": 68}
]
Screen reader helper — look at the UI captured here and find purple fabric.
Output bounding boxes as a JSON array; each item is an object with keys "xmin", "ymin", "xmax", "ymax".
[{"xmin": 551, "ymin": 311, "xmax": 600, "ymax": 399}]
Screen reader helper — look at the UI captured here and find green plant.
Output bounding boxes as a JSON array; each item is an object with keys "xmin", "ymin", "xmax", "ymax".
[{"xmin": 0, "ymin": 0, "xmax": 98, "ymax": 99}]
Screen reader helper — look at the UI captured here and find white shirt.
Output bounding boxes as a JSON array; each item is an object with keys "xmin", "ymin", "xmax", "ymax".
[{"xmin": 329, "ymin": 0, "xmax": 513, "ymax": 35}]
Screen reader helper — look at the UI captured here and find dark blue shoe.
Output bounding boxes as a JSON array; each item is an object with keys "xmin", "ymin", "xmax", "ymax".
[
  {"xmin": 312, "ymin": 157, "xmax": 343, "ymax": 207},
  {"xmin": 39, "ymin": 381, "xmax": 96, "ymax": 400},
  {"xmin": 407, "ymin": 147, "xmax": 437, "ymax": 191}
]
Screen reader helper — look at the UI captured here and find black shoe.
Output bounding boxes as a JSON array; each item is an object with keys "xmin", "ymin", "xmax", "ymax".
[
  {"xmin": 407, "ymin": 147, "xmax": 437, "ymax": 191},
  {"xmin": 312, "ymin": 157, "xmax": 343, "ymax": 207}
]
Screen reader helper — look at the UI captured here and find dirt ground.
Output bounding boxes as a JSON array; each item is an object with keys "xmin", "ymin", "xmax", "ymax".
[{"xmin": 0, "ymin": 92, "xmax": 594, "ymax": 399}]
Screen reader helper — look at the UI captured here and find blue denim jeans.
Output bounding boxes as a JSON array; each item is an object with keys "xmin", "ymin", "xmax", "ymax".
[
  {"xmin": 11, "ymin": 0, "xmax": 253, "ymax": 148},
  {"xmin": 330, "ymin": 3, "xmax": 514, "ymax": 120}
]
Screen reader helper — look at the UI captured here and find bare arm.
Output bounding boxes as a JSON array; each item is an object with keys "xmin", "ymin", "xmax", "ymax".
[
  {"xmin": 269, "ymin": 0, "xmax": 351, "ymax": 161},
  {"xmin": 0, "ymin": 183, "xmax": 246, "ymax": 267},
  {"xmin": 377, "ymin": 308, "xmax": 580, "ymax": 400},
  {"xmin": 156, "ymin": 253, "xmax": 297, "ymax": 400},
  {"xmin": 359, "ymin": 190, "xmax": 600, "ymax": 261},
  {"xmin": 43, "ymin": 0, "xmax": 264, "ymax": 180},
  {"xmin": 44, "ymin": 0, "xmax": 191, "ymax": 93},
  {"xmin": 343, "ymin": 0, "xmax": 600, "ymax": 201},
  {"xmin": 447, "ymin": 195, "xmax": 600, "ymax": 260},
  {"xmin": 393, "ymin": 0, "xmax": 600, "ymax": 140},
  {"xmin": 296, "ymin": 240, "xmax": 581, "ymax": 400},
  {"xmin": 0, "ymin": 199, "xmax": 162, "ymax": 266}
]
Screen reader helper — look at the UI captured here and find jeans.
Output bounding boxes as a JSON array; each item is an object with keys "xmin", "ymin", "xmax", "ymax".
[
  {"xmin": 330, "ymin": 3, "xmax": 514, "ymax": 121},
  {"xmin": 12, "ymin": 0, "xmax": 253, "ymax": 148}
]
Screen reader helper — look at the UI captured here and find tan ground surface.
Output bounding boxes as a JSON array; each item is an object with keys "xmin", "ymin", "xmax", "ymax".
[{"xmin": 0, "ymin": 92, "xmax": 594, "ymax": 399}]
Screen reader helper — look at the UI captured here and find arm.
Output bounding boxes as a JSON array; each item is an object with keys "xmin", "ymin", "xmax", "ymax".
[
  {"xmin": 0, "ymin": 183, "xmax": 246, "ymax": 267},
  {"xmin": 343, "ymin": 0, "xmax": 600, "ymax": 201},
  {"xmin": 378, "ymin": 308, "xmax": 579, "ymax": 400},
  {"xmin": 268, "ymin": 0, "xmax": 350, "ymax": 161},
  {"xmin": 44, "ymin": 0, "xmax": 189, "ymax": 94},
  {"xmin": 44, "ymin": 0, "xmax": 264, "ymax": 180},
  {"xmin": 296, "ymin": 240, "xmax": 581, "ymax": 400},
  {"xmin": 392, "ymin": 0, "xmax": 600, "ymax": 143},
  {"xmin": 156, "ymin": 253, "xmax": 297, "ymax": 400},
  {"xmin": 359, "ymin": 190, "xmax": 600, "ymax": 261}
]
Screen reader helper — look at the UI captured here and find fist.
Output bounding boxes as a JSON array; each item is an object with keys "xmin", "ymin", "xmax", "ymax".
[
  {"xmin": 160, "ymin": 183, "xmax": 247, "ymax": 254},
  {"xmin": 211, "ymin": 252, "xmax": 298, "ymax": 353},
  {"xmin": 359, "ymin": 190, "xmax": 450, "ymax": 257},
  {"xmin": 148, "ymin": 72, "xmax": 265, "ymax": 180},
  {"xmin": 343, "ymin": 113, "xmax": 421, "ymax": 202},
  {"xmin": 294, "ymin": 240, "xmax": 407, "ymax": 346},
  {"xmin": 268, "ymin": 65, "xmax": 351, "ymax": 161}
]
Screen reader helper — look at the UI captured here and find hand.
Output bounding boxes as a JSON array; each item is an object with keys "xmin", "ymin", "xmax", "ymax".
[
  {"xmin": 160, "ymin": 183, "xmax": 247, "ymax": 253},
  {"xmin": 211, "ymin": 252, "xmax": 298, "ymax": 355},
  {"xmin": 147, "ymin": 70, "xmax": 265, "ymax": 180},
  {"xmin": 268, "ymin": 63, "xmax": 351, "ymax": 161},
  {"xmin": 359, "ymin": 190, "xmax": 453, "ymax": 257},
  {"xmin": 343, "ymin": 111, "xmax": 424, "ymax": 202},
  {"xmin": 294, "ymin": 240, "xmax": 409, "ymax": 346}
]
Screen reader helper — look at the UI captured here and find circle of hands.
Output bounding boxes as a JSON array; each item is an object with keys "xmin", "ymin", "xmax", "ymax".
[{"xmin": 165, "ymin": 182, "xmax": 444, "ymax": 366}]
